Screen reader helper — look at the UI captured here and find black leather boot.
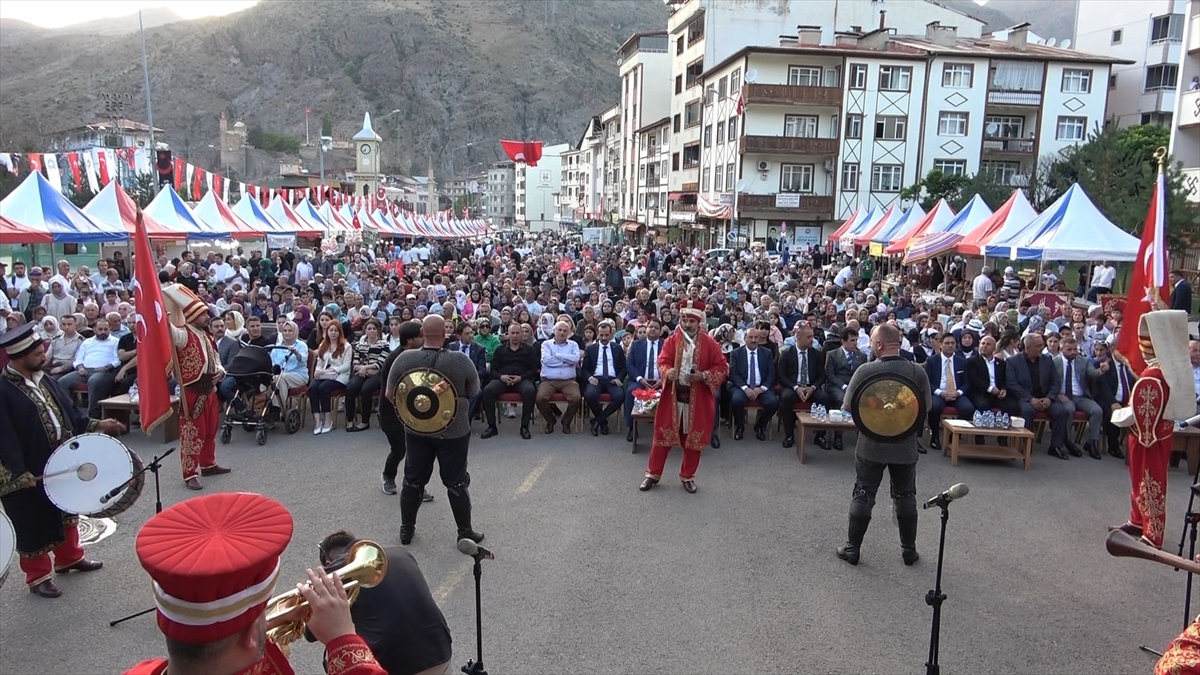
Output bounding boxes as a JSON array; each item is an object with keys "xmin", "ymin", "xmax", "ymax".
[
  {"xmin": 447, "ymin": 481, "xmax": 484, "ymax": 543},
  {"xmin": 836, "ymin": 515, "xmax": 871, "ymax": 565},
  {"xmin": 898, "ymin": 515, "xmax": 920, "ymax": 566},
  {"xmin": 399, "ymin": 480, "xmax": 423, "ymax": 545}
]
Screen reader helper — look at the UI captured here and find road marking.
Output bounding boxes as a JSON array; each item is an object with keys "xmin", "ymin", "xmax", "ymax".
[
  {"xmin": 516, "ymin": 456, "xmax": 552, "ymax": 496},
  {"xmin": 432, "ymin": 560, "xmax": 472, "ymax": 606}
]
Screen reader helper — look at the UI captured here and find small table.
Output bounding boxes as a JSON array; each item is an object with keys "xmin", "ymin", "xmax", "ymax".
[
  {"xmin": 941, "ymin": 419, "xmax": 1035, "ymax": 470},
  {"xmin": 99, "ymin": 394, "xmax": 181, "ymax": 444},
  {"xmin": 794, "ymin": 411, "xmax": 857, "ymax": 463},
  {"xmin": 630, "ymin": 412, "xmax": 655, "ymax": 454}
]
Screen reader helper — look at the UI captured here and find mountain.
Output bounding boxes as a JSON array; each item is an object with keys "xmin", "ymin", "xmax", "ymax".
[
  {"xmin": 937, "ymin": 0, "xmax": 1077, "ymax": 41},
  {"xmin": 0, "ymin": 0, "xmax": 663, "ymax": 177},
  {"xmin": 0, "ymin": 8, "xmax": 186, "ymax": 46}
]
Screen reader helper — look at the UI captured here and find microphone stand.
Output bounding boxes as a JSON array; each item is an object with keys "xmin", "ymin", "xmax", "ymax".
[
  {"xmin": 1175, "ymin": 461, "xmax": 1200, "ymax": 628},
  {"xmin": 924, "ymin": 499, "xmax": 952, "ymax": 675},
  {"xmin": 109, "ymin": 447, "xmax": 175, "ymax": 627},
  {"xmin": 461, "ymin": 556, "xmax": 487, "ymax": 675}
]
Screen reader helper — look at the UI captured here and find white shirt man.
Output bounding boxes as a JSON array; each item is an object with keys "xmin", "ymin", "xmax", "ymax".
[
  {"xmin": 972, "ymin": 267, "xmax": 994, "ymax": 300},
  {"xmin": 834, "ymin": 264, "xmax": 855, "ymax": 288},
  {"xmin": 1092, "ymin": 262, "xmax": 1116, "ymax": 291},
  {"xmin": 208, "ymin": 256, "xmax": 233, "ymax": 284}
]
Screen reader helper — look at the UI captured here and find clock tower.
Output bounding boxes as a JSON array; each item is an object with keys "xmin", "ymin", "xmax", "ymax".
[{"xmin": 353, "ymin": 112, "xmax": 382, "ymax": 196}]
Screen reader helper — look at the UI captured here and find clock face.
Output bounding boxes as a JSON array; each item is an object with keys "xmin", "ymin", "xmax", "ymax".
[
  {"xmin": 360, "ymin": 144, "xmax": 372, "ymax": 155},
  {"xmin": 361, "ymin": 157, "xmax": 371, "ymax": 167}
]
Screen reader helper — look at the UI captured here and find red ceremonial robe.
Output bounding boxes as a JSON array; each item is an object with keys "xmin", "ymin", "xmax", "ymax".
[
  {"xmin": 124, "ymin": 635, "xmax": 386, "ymax": 675},
  {"xmin": 1157, "ymin": 617, "xmax": 1200, "ymax": 675},
  {"xmin": 648, "ymin": 327, "xmax": 728, "ymax": 479},
  {"xmin": 1128, "ymin": 365, "xmax": 1172, "ymax": 548}
]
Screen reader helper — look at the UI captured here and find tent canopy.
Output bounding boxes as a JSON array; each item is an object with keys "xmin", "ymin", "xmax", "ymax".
[
  {"xmin": 144, "ymin": 187, "xmax": 227, "ymax": 240},
  {"xmin": 870, "ymin": 203, "xmax": 925, "ymax": 247},
  {"xmin": 266, "ymin": 196, "xmax": 320, "ymax": 237},
  {"xmin": 854, "ymin": 205, "xmax": 897, "ymax": 246},
  {"xmin": 191, "ymin": 191, "xmax": 261, "ymax": 240},
  {"xmin": 292, "ymin": 198, "xmax": 332, "ymax": 233},
  {"xmin": 956, "ymin": 190, "xmax": 1039, "ymax": 256},
  {"xmin": 232, "ymin": 195, "xmax": 289, "ymax": 235},
  {"xmin": 83, "ymin": 181, "xmax": 176, "ymax": 240},
  {"xmin": 940, "ymin": 194, "xmax": 994, "ymax": 236},
  {"xmin": 0, "ymin": 172, "xmax": 127, "ymax": 243},
  {"xmin": 827, "ymin": 207, "xmax": 864, "ymax": 242},
  {"xmin": 983, "ymin": 183, "xmax": 1140, "ymax": 261},
  {"xmin": 317, "ymin": 202, "xmax": 354, "ymax": 231},
  {"xmin": 884, "ymin": 199, "xmax": 954, "ymax": 255}
]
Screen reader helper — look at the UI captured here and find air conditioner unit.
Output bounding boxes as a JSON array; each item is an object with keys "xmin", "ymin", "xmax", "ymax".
[{"xmin": 757, "ymin": 161, "xmax": 769, "ymax": 171}]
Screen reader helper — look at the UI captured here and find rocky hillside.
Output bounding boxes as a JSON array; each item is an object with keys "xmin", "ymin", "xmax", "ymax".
[
  {"xmin": 0, "ymin": 0, "xmax": 663, "ymax": 176},
  {"xmin": 939, "ymin": 0, "xmax": 1077, "ymax": 41}
]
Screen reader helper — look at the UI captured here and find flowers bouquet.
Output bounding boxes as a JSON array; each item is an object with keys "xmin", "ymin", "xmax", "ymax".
[{"xmin": 632, "ymin": 387, "xmax": 661, "ymax": 415}]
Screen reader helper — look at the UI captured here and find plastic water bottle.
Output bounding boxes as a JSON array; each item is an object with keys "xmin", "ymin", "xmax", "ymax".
[
  {"xmin": 1000, "ymin": 412, "xmax": 1010, "ymax": 429},
  {"xmin": 984, "ymin": 411, "xmax": 995, "ymax": 428},
  {"xmin": 973, "ymin": 411, "xmax": 983, "ymax": 427}
]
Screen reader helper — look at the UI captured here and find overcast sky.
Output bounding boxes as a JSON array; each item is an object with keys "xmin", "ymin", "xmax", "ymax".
[{"xmin": 0, "ymin": 0, "xmax": 257, "ymax": 28}]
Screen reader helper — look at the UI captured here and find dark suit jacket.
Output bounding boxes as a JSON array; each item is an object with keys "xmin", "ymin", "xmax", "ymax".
[
  {"xmin": 582, "ymin": 340, "xmax": 627, "ymax": 382},
  {"xmin": 778, "ymin": 345, "xmax": 826, "ymax": 390},
  {"xmin": 626, "ymin": 337, "xmax": 664, "ymax": 383},
  {"xmin": 1005, "ymin": 352, "xmax": 1060, "ymax": 403},
  {"xmin": 824, "ymin": 346, "xmax": 865, "ymax": 396},
  {"xmin": 729, "ymin": 345, "xmax": 776, "ymax": 390},
  {"xmin": 1171, "ymin": 278, "xmax": 1193, "ymax": 313},
  {"xmin": 965, "ymin": 354, "xmax": 1007, "ymax": 394},
  {"xmin": 924, "ymin": 352, "xmax": 971, "ymax": 397},
  {"xmin": 454, "ymin": 340, "xmax": 488, "ymax": 381},
  {"xmin": 216, "ymin": 335, "xmax": 241, "ymax": 368}
]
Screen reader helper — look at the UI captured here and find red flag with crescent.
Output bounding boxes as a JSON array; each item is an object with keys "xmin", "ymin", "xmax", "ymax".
[
  {"xmin": 1114, "ymin": 170, "xmax": 1169, "ymax": 375},
  {"xmin": 132, "ymin": 211, "xmax": 174, "ymax": 434},
  {"xmin": 500, "ymin": 140, "xmax": 543, "ymax": 167}
]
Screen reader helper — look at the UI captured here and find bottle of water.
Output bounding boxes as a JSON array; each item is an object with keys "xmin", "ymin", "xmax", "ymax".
[
  {"xmin": 973, "ymin": 411, "xmax": 982, "ymax": 427},
  {"xmin": 1001, "ymin": 412, "xmax": 1010, "ymax": 429},
  {"xmin": 984, "ymin": 411, "xmax": 995, "ymax": 428}
]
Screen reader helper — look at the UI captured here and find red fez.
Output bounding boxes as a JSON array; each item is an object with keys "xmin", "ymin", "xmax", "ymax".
[
  {"xmin": 677, "ymin": 299, "xmax": 706, "ymax": 321},
  {"xmin": 135, "ymin": 493, "xmax": 293, "ymax": 644}
]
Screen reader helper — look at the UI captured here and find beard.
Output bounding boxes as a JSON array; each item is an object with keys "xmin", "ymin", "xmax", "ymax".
[{"xmin": 682, "ymin": 325, "xmax": 699, "ymax": 339}]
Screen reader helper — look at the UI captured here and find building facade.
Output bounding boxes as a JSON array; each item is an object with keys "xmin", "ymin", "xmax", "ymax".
[
  {"xmin": 617, "ymin": 32, "xmax": 671, "ymax": 224},
  {"xmin": 600, "ymin": 104, "xmax": 622, "ymax": 225},
  {"xmin": 515, "ymin": 143, "xmax": 569, "ymax": 232},
  {"xmin": 1169, "ymin": 0, "xmax": 1200, "ymax": 202},
  {"xmin": 486, "ymin": 161, "xmax": 516, "ymax": 228},
  {"xmin": 633, "ymin": 116, "xmax": 672, "ymax": 242},
  {"xmin": 1075, "ymin": 0, "xmax": 1188, "ymax": 127}
]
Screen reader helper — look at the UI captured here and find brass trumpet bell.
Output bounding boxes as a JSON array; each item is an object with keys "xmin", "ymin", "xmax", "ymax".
[
  {"xmin": 394, "ymin": 368, "xmax": 458, "ymax": 434},
  {"xmin": 264, "ymin": 540, "xmax": 388, "ymax": 645}
]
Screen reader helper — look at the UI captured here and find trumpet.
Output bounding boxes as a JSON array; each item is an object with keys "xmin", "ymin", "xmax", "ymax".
[{"xmin": 264, "ymin": 540, "xmax": 388, "ymax": 645}]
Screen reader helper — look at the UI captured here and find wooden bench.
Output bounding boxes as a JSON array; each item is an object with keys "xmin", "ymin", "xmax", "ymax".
[
  {"xmin": 99, "ymin": 394, "xmax": 181, "ymax": 443},
  {"xmin": 942, "ymin": 418, "xmax": 1035, "ymax": 470},
  {"xmin": 794, "ymin": 411, "xmax": 857, "ymax": 464}
]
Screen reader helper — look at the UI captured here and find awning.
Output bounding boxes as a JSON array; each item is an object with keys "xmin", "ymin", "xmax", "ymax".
[
  {"xmin": 622, "ymin": 221, "xmax": 643, "ymax": 232},
  {"xmin": 668, "ymin": 192, "xmax": 689, "ymax": 201}
]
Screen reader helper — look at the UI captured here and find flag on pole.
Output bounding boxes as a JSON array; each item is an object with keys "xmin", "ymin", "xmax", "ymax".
[
  {"xmin": 131, "ymin": 211, "xmax": 175, "ymax": 434},
  {"xmin": 1114, "ymin": 168, "xmax": 1169, "ymax": 375},
  {"xmin": 736, "ymin": 94, "xmax": 745, "ymax": 116}
]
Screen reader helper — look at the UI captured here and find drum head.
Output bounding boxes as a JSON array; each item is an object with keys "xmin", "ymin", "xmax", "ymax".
[
  {"xmin": 849, "ymin": 370, "xmax": 928, "ymax": 443},
  {"xmin": 44, "ymin": 434, "xmax": 136, "ymax": 517},
  {"xmin": 0, "ymin": 510, "xmax": 14, "ymax": 589}
]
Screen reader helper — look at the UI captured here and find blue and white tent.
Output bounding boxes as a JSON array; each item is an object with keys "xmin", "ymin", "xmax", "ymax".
[
  {"xmin": 0, "ymin": 172, "xmax": 125, "ymax": 242},
  {"xmin": 983, "ymin": 184, "xmax": 1140, "ymax": 261}
]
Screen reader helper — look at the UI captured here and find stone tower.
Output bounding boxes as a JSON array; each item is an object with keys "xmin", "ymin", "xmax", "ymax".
[{"xmin": 353, "ymin": 112, "xmax": 382, "ymax": 197}]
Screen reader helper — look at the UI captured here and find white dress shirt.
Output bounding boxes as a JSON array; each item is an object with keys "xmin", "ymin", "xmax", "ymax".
[
  {"xmin": 983, "ymin": 356, "xmax": 997, "ymax": 393},
  {"xmin": 73, "ymin": 335, "xmax": 121, "ymax": 369},
  {"xmin": 1093, "ymin": 264, "xmax": 1116, "ymax": 288},
  {"xmin": 935, "ymin": 355, "xmax": 962, "ymax": 397},
  {"xmin": 592, "ymin": 340, "xmax": 616, "ymax": 379}
]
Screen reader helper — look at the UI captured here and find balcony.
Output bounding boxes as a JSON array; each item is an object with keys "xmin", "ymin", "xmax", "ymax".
[
  {"xmin": 1177, "ymin": 90, "xmax": 1200, "ymax": 128},
  {"xmin": 741, "ymin": 83, "xmax": 842, "ymax": 106},
  {"xmin": 739, "ymin": 135, "xmax": 838, "ymax": 155},
  {"xmin": 982, "ymin": 138, "xmax": 1035, "ymax": 154},
  {"xmin": 987, "ymin": 90, "xmax": 1042, "ymax": 106},
  {"xmin": 680, "ymin": 182, "xmax": 699, "ymax": 193},
  {"xmin": 647, "ymin": 175, "xmax": 662, "ymax": 187},
  {"xmin": 738, "ymin": 193, "xmax": 834, "ymax": 213}
]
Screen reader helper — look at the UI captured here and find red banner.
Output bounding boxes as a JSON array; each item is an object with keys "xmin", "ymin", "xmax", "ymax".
[
  {"xmin": 192, "ymin": 166, "xmax": 204, "ymax": 200},
  {"xmin": 133, "ymin": 211, "xmax": 175, "ymax": 434},
  {"xmin": 97, "ymin": 150, "xmax": 111, "ymax": 185},
  {"xmin": 66, "ymin": 152, "xmax": 82, "ymax": 189},
  {"xmin": 173, "ymin": 157, "xmax": 185, "ymax": 192},
  {"xmin": 500, "ymin": 140, "xmax": 543, "ymax": 166},
  {"xmin": 1114, "ymin": 172, "xmax": 1169, "ymax": 375}
]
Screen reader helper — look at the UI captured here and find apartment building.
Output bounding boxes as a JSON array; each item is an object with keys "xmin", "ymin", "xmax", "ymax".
[
  {"xmin": 514, "ymin": 143, "xmax": 569, "ymax": 232},
  {"xmin": 1168, "ymin": 0, "xmax": 1200, "ymax": 202},
  {"xmin": 617, "ymin": 32, "xmax": 671, "ymax": 223},
  {"xmin": 697, "ymin": 22, "xmax": 1122, "ymax": 243},
  {"xmin": 559, "ymin": 114, "xmax": 606, "ymax": 223},
  {"xmin": 486, "ymin": 161, "xmax": 516, "ymax": 228},
  {"xmin": 630, "ymin": 116, "xmax": 672, "ymax": 242},
  {"xmin": 600, "ymin": 104, "xmax": 622, "ymax": 224},
  {"xmin": 665, "ymin": 0, "xmax": 986, "ymax": 226},
  {"xmin": 1075, "ymin": 0, "xmax": 1188, "ymax": 127}
]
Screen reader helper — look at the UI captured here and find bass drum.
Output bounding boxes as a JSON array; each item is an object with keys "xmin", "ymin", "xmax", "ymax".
[
  {"xmin": 0, "ymin": 510, "xmax": 14, "ymax": 589},
  {"xmin": 43, "ymin": 434, "xmax": 145, "ymax": 518}
]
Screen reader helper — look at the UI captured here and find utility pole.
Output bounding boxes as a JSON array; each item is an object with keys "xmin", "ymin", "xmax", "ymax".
[
  {"xmin": 139, "ymin": 10, "xmax": 158, "ymax": 194},
  {"xmin": 428, "ymin": 153, "xmax": 437, "ymax": 216}
]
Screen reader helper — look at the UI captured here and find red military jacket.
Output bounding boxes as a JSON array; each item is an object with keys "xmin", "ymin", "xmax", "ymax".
[{"xmin": 124, "ymin": 635, "xmax": 385, "ymax": 675}]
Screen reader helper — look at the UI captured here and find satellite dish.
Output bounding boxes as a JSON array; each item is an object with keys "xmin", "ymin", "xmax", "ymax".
[
  {"xmin": 986, "ymin": 122, "xmax": 999, "ymax": 135},
  {"xmin": 1046, "ymin": 37, "xmax": 1057, "ymax": 47},
  {"xmin": 745, "ymin": 69, "xmax": 758, "ymax": 84},
  {"xmin": 1060, "ymin": 38, "xmax": 1072, "ymax": 49},
  {"xmin": 735, "ymin": 179, "xmax": 748, "ymax": 192}
]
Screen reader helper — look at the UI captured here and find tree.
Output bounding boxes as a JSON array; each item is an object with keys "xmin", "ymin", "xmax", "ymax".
[
  {"xmin": 321, "ymin": 114, "xmax": 333, "ymax": 137},
  {"xmin": 900, "ymin": 168, "xmax": 1013, "ymax": 212},
  {"xmin": 129, "ymin": 173, "xmax": 159, "ymax": 208},
  {"xmin": 64, "ymin": 181, "xmax": 96, "ymax": 208},
  {"xmin": 0, "ymin": 169, "xmax": 21, "ymax": 201}
]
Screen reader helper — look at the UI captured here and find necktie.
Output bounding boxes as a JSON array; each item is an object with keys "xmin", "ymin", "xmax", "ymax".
[
  {"xmin": 945, "ymin": 357, "xmax": 956, "ymax": 393},
  {"xmin": 749, "ymin": 350, "xmax": 758, "ymax": 388},
  {"xmin": 1118, "ymin": 365, "xmax": 1128, "ymax": 403},
  {"xmin": 1065, "ymin": 358, "xmax": 1073, "ymax": 397},
  {"xmin": 799, "ymin": 350, "xmax": 808, "ymax": 387},
  {"xmin": 646, "ymin": 342, "xmax": 654, "ymax": 380},
  {"xmin": 601, "ymin": 345, "xmax": 610, "ymax": 379}
]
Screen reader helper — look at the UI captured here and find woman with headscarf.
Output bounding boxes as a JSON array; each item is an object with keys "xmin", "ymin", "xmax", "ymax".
[
  {"xmin": 258, "ymin": 257, "xmax": 277, "ymax": 289},
  {"xmin": 40, "ymin": 280, "xmax": 75, "ymax": 320},
  {"xmin": 223, "ymin": 310, "xmax": 246, "ymax": 340},
  {"xmin": 536, "ymin": 312, "xmax": 556, "ymax": 341},
  {"xmin": 38, "ymin": 315, "xmax": 61, "ymax": 342},
  {"xmin": 294, "ymin": 305, "xmax": 315, "ymax": 340}
]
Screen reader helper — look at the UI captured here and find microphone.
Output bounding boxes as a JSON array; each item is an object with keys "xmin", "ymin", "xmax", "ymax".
[
  {"xmin": 98, "ymin": 482, "xmax": 126, "ymax": 505},
  {"xmin": 457, "ymin": 538, "xmax": 495, "ymax": 560},
  {"xmin": 921, "ymin": 483, "xmax": 969, "ymax": 510}
]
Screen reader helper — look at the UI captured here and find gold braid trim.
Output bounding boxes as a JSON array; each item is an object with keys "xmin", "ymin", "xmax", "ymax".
[{"xmin": 0, "ymin": 470, "xmax": 36, "ymax": 498}]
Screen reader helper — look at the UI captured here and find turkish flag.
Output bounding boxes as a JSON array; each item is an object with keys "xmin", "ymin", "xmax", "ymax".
[
  {"xmin": 559, "ymin": 258, "xmax": 575, "ymax": 274},
  {"xmin": 173, "ymin": 157, "xmax": 185, "ymax": 192},
  {"xmin": 66, "ymin": 152, "xmax": 82, "ymax": 189},
  {"xmin": 1114, "ymin": 171, "xmax": 1170, "ymax": 375},
  {"xmin": 192, "ymin": 166, "xmax": 204, "ymax": 199},
  {"xmin": 97, "ymin": 150, "xmax": 111, "ymax": 185},
  {"xmin": 132, "ymin": 211, "xmax": 175, "ymax": 435},
  {"xmin": 500, "ymin": 140, "xmax": 543, "ymax": 166}
]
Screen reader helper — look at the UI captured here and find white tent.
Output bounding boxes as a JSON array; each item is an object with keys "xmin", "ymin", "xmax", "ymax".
[{"xmin": 983, "ymin": 183, "xmax": 1140, "ymax": 261}]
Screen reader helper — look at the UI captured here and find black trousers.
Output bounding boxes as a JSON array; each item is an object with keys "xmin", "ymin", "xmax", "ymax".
[
  {"xmin": 850, "ymin": 455, "xmax": 918, "ymax": 521},
  {"xmin": 730, "ymin": 388, "xmax": 779, "ymax": 429},
  {"xmin": 380, "ymin": 399, "xmax": 405, "ymax": 480},
  {"xmin": 345, "ymin": 374, "xmax": 382, "ymax": 423},
  {"xmin": 967, "ymin": 392, "xmax": 1020, "ymax": 416},
  {"xmin": 403, "ymin": 432, "xmax": 470, "ymax": 490},
  {"xmin": 480, "ymin": 378, "xmax": 536, "ymax": 427},
  {"xmin": 779, "ymin": 387, "xmax": 832, "ymax": 437}
]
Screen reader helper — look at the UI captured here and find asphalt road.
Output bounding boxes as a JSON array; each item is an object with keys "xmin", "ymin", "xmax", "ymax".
[{"xmin": 0, "ymin": 415, "xmax": 1192, "ymax": 675}]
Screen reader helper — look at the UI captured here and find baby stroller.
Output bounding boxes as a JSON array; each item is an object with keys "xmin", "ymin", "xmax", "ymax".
[{"xmin": 219, "ymin": 345, "xmax": 302, "ymax": 445}]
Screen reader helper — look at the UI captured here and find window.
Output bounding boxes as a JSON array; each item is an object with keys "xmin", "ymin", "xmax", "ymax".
[
  {"xmin": 726, "ymin": 163, "xmax": 736, "ymax": 191},
  {"xmin": 1061, "ymin": 69, "xmax": 1092, "ymax": 94},
  {"xmin": 1055, "ymin": 116, "xmax": 1087, "ymax": 141},
  {"xmin": 845, "ymin": 114, "xmax": 863, "ymax": 139},
  {"xmin": 1111, "ymin": 29, "xmax": 1122, "ymax": 44},
  {"xmin": 789, "ymin": 66, "xmax": 823, "ymax": 87},
  {"xmin": 1150, "ymin": 14, "xmax": 1184, "ymax": 43},
  {"xmin": 730, "ymin": 69, "xmax": 741, "ymax": 95},
  {"xmin": 675, "ymin": 75, "xmax": 683, "ymax": 94},
  {"xmin": 1109, "ymin": 73, "xmax": 1118, "ymax": 89},
  {"xmin": 715, "ymin": 121, "xmax": 725, "ymax": 144},
  {"xmin": 984, "ymin": 115, "xmax": 1024, "ymax": 138},
  {"xmin": 714, "ymin": 165, "xmax": 725, "ymax": 192},
  {"xmin": 937, "ymin": 111, "xmax": 969, "ymax": 136},
  {"xmin": 682, "ymin": 144, "xmax": 700, "ymax": 169},
  {"xmin": 879, "ymin": 66, "xmax": 912, "ymax": 91},
  {"xmin": 874, "ymin": 115, "xmax": 907, "ymax": 140},
  {"xmin": 685, "ymin": 59, "xmax": 703, "ymax": 89},
  {"xmin": 1145, "ymin": 64, "xmax": 1179, "ymax": 91},
  {"xmin": 703, "ymin": 124, "xmax": 712, "ymax": 148},
  {"xmin": 942, "ymin": 63, "xmax": 973, "ymax": 88},
  {"xmin": 841, "ymin": 163, "xmax": 859, "ymax": 191},
  {"xmin": 676, "ymin": 36, "xmax": 684, "ymax": 55},
  {"xmin": 785, "ymin": 114, "xmax": 819, "ymax": 138},
  {"xmin": 849, "ymin": 63, "xmax": 867, "ymax": 89},
  {"xmin": 672, "ymin": 152, "xmax": 679, "ymax": 171},
  {"xmin": 702, "ymin": 167, "xmax": 711, "ymax": 193},
  {"xmin": 684, "ymin": 101, "xmax": 701, "ymax": 128},
  {"xmin": 870, "ymin": 164, "xmax": 903, "ymax": 192},
  {"xmin": 687, "ymin": 19, "xmax": 704, "ymax": 46},
  {"xmin": 727, "ymin": 117, "xmax": 738, "ymax": 142},
  {"xmin": 932, "ymin": 159, "xmax": 967, "ymax": 176},
  {"xmin": 673, "ymin": 114, "xmax": 680, "ymax": 133},
  {"xmin": 780, "ymin": 164, "xmax": 814, "ymax": 192},
  {"xmin": 980, "ymin": 160, "xmax": 1020, "ymax": 185}
]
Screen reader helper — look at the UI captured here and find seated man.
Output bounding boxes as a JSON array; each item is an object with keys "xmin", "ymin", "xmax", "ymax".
[
  {"xmin": 925, "ymin": 332, "xmax": 975, "ymax": 451},
  {"xmin": 480, "ymin": 324, "xmax": 539, "ymax": 440},
  {"xmin": 778, "ymin": 322, "xmax": 830, "ymax": 449},
  {"xmin": 1054, "ymin": 336, "xmax": 1105, "ymax": 459},
  {"xmin": 535, "ymin": 321, "xmax": 582, "ymax": 434},
  {"xmin": 824, "ymin": 325, "xmax": 866, "ymax": 450},
  {"xmin": 583, "ymin": 320, "xmax": 626, "ymax": 436},
  {"xmin": 453, "ymin": 322, "xmax": 488, "ymax": 422},
  {"xmin": 965, "ymin": 334, "xmax": 1020, "ymax": 416},
  {"xmin": 1092, "ymin": 340, "xmax": 1133, "ymax": 460},
  {"xmin": 728, "ymin": 326, "xmax": 779, "ymax": 441},
  {"xmin": 57, "ymin": 317, "xmax": 119, "ymax": 417},
  {"xmin": 623, "ymin": 319, "xmax": 664, "ymax": 442},
  {"xmin": 1006, "ymin": 333, "xmax": 1073, "ymax": 460}
]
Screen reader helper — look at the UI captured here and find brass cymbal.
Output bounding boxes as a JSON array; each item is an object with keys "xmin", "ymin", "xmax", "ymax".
[
  {"xmin": 394, "ymin": 368, "xmax": 458, "ymax": 434},
  {"xmin": 849, "ymin": 371, "xmax": 926, "ymax": 443}
]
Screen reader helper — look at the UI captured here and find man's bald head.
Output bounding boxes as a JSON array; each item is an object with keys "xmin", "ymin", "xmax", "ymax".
[{"xmin": 421, "ymin": 314, "xmax": 447, "ymax": 346}]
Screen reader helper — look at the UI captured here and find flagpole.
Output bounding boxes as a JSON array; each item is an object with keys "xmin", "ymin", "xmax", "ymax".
[{"xmin": 1151, "ymin": 145, "xmax": 1167, "ymax": 300}]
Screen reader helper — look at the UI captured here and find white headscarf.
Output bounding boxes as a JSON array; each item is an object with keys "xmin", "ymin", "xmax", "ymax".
[{"xmin": 537, "ymin": 312, "xmax": 556, "ymax": 341}]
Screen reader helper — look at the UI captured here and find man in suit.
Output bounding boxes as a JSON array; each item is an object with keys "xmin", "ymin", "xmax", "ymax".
[
  {"xmin": 965, "ymin": 334, "xmax": 1019, "ymax": 416},
  {"xmin": 1054, "ymin": 336, "xmax": 1106, "ymax": 459},
  {"xmin": 1006, "ymin": 333, "xmax": 1072, "ymax": 460},
  {"xmin": 211, "ymin": 315, "xmax": 241, "ymax": 404},
  {"xmin": 1091, "ymin": 340, "xmax": 1132, "ymax": 459},
  {"xmin": 925, "ymin": 332, "xmax": 975, "ymax": 451},
  {"xmin": 454, "ymin": 322, "xmax": 488, "ymax": 421},
  {"xmin": 582, "ymin": 319, "xmax": 626, "ymax": 436},
  {"xmin": 825, "ymin": 325, "xmax": 867, "ymax": 450},
  {"xmin": 728, "ymin": 326, "xmax": 779, "ymax": 441},
  {"xmin": 779, "ymin": 322, "xmax": 830, "ymax": 449},
  {"xmin": 623, "ymin": 318, "xmax": 664, "ymax": 442},
  {"xmin": 1170, "ymin": 269, "xmax": 1193, "ymax": 314}
]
